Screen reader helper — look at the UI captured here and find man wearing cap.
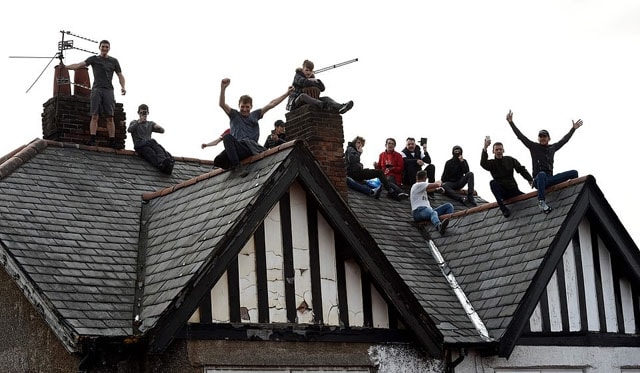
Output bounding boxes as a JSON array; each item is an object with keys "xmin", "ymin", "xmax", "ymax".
[
  {"xmin": 263, "ymin": 120, "xmax": 287, "ymax": 149},
  {"xmin": 506, "ymin": 110, "xmax": 583, "ymax": 213},
  {"xmin": 441, "ymin": 145, "xmax": 477, "ymax": 206}
]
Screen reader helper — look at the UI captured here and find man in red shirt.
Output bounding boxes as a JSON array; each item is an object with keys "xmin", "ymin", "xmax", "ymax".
[{"xmin": 374, "ymin": 138, "xmax": 407, "ymax": 200}]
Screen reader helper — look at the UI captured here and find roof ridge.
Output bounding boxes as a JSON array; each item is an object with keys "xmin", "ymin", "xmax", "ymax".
[
  {"xmin": 141, "ymin": 140, "xmax": 301, "ymax": 201},
  {"xmin": 0, "ymin": 138, "xmax": 48, "ymax": 180},
  {"xmin": 440, "ymin": 175, "xmax": 591, "ymax": 220}
]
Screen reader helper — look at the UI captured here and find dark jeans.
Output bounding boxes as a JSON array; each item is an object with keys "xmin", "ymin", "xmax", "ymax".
[
  {"xmin": 404, "ymin": 163, "xmax": 435, "ymax": 185},
  {"xmin": 490, "ymin": 180, "xmax": 523, "ymax": 210},
  {"xmin": 534, "ymin": 170, "xmax": 578, "ymax": 201},
  {"xmin": 213, "ymin": 134, "xmax": 252, "ymax": 169},
  {"xmin": 347, "ymin": 177, "xmax": 373, "ymax": 195},
  {"xmin": 442, "ymin": 172, "xmax": 474, "ymax": 201},
  {"xmin": 348, "ymin": 168, "xmax": 402, "ymax": 195},
  {"xmin": 135, "ymin": 139, "xmax": 173, "ymax": 170}
]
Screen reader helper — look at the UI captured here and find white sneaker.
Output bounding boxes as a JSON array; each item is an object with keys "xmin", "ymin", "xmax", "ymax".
[{"xmin": 538, "ymin": 200, "xmax": 552, "ymax": 214}]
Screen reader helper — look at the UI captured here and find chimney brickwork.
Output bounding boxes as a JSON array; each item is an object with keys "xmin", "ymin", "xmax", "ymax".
[
  {"xmin": 285, "ymin": 105, "xmax": 347, "ymax": 199},
  {"xmin": 41, "ymin": 96, "xmax": 127, "ymax": 149}
]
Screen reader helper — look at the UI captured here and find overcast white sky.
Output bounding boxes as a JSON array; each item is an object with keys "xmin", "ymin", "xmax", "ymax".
[{"xmin": 2, "ymin": 0, "xmax": 639, "ymax": 244}]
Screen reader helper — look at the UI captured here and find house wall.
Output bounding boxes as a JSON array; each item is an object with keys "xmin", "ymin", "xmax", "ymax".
[
  {"xmin": 455, "ymin": 345, "xmax": 640, "ymax": 372},
  {"xmin": 0, "ymin": 266, "xmax": 78, "ymax": 372},
  {"xmin": 189, "ymin": 182, "xmax": 393, "ymax": 328},
  {"xmin": 528, "ymin": 219, "xmax": 639, "ymax": 334}
]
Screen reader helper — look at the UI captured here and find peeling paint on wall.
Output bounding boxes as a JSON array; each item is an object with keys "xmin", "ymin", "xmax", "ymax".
[
  {"xmin": 239, "ymin": 236, "xmax": 258, "ymax": 323},
  {"xmin": 211, "ymin": 271, "xmax": 230, "ymax": 323},
  {"xmin": 290, "ymin": 183, "xmax": 314, "ymax": 324},
  {"xmin": 317, "ymin": 211, "xmax": 339, "ymax": 326},
  {"xmin": 368, "ymin": 344, "xmax": 444, "ymax": 373},
  {"xmin": 265, "ymin": 203, "xmax": 287, "ymax": 322},
  {"xmin": 344, "ymin": 259, "xmax": 364, "ymax": 326}
]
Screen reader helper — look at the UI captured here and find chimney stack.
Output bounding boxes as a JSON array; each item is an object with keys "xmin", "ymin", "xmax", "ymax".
[{"xmin": 285, "ymin": 105, "xmax": 347, "ymax": 199}]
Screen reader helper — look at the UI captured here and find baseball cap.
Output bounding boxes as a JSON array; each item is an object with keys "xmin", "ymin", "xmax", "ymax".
[{"xmin": 538, "ymin": 129, "xmax": 550, "ymax": 137}]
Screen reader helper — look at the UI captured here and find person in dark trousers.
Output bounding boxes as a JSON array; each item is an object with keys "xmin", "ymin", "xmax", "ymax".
[
  {"xmin": 213, "ymin": 78, "xmax": 292, "ymax": 176},
  {"xmin": 263, "ymin": 120, "xmax": 287, "ymax": 149},
  {"xmin": 65, "ymin": 39, "xmax": 126, "ymax": 148},
  {"xmin": 127, "ymin": 104, "xmax": 174, "ymax": 175},
  {"xmin": 506, "ymin": 110, "xmax": 583, "ymax": 213},
  {"xmin": 441, "ymin": 145, "xmax": 476, "ymax": 206},
  {"xmin": 345, "ymin": 136, "xmax": 408, "ymax": 201},
  {"xmin": 401, "ymin": 137, "xmax": 436, "ymax": 199},
  {"xmin": 480, "ymin": 138, "xmax": 533, "ymax": 217},
  {"xmin": 286, "ymin": 59, "xmax": 353, "ymax": 114}
]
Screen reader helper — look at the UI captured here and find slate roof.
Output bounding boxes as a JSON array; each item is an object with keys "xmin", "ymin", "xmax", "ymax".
[
  {"xmin": 1, "ymin": 136, "xmax": 637, "ymax": 357},
  {"xmin": 0, "ymin": 139, "xmax": 213, "ymax": 346}
]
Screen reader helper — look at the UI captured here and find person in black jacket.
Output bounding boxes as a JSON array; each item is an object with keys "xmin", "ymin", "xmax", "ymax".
[
  {"xmin": 401, "ymin": 137, "xmax": 436, "ymax": 198},
  {"xmin": 506, "ymin": 110, "xmax": 583, "ymax": 213},
  {"xmin": 441, "ymin": 145, "xmax": 476, "ymax": 206},
  {"xmin": 480, "ymin": 138, "xmax": 533, "ymax": 217},
  {"xmin": 286, "ymin": 59, "xmax": 353, "ymax": 114},
  {"xmin": 264, "ymin": 120, "xmax": 287, "ymax": 149}
]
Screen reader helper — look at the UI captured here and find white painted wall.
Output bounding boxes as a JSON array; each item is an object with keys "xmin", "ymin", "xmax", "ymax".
[
  {"xmin": 317, "ymin": 211, "xmax": 339, "ymax": 326},
  {"xmin": 238, "ymin": 236, "xmax": 258, "ymax": 322},
  {"xmin": 265, "ymin": 203, "xmax": 287, "ymax": 322},
  {"xmin": 289, "ymin": 183, "xmax": 314, "ymax": 324},
  {"xmin": 344, "ymin": 259, "xmax": 364, "ymax": 326},
  {"xmin": 455, "ymin": 345, "xmax": 640, "ymax": 373},
  {"xmin": 211, "ymin": 271, "xmax": 230, "ymax": 322}
]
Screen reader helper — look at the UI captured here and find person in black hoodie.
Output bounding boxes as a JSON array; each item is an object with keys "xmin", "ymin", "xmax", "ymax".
[
  {"xmin": 441, "ymin": 145, "xmax": 476, "ymax": 206},
  {"xmin": 286, "ymin": 59, "xmax": 353, "ymax": 114}
]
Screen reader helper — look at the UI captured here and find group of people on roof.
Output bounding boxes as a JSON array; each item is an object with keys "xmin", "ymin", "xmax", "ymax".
[
  {"xmin": 346, "ymin": 110, "xmax": 583, "ymax": 235},
  {"xmin": 66, "ymin": 41, "xmax": 583, "ymax": 233}
]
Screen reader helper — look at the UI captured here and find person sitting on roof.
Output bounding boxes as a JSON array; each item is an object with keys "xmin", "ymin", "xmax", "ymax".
[
  {"xmin": 480, "ymin": 137, "xmax": 533, "ymax": 218},
  {"xmin": 127, "ymin": 104, "xmax": 174, "ymax": 175},
  {"xmin": 286, "ymin": 59, "xmax": 353, "ymax": 114},
  {"xmin": 506, "ymin": 110, "xmax": 583, "ymax": 214},
  {"xmin": 441, "ymin": 145, "xmax": 477, "ymax": 206},
  {"xmin": 410, "ymin": 170, "xmax": 453, "ymax": 235},
  {"xmin": 401, "ymin": 137, "xmax": 436, "ymax": 199},
  {"xmin": 213, "ymin": 78, "xmax": 293, "ymax": 176},
  {"xmin": 263, "ymin": 120, "xmax": 287, "ymax": 149},
  {"xmin": 373, "ymin": 138, "xmax": 409, "ymax": 201},
  {"xmin": 345, "ymin": 136, "xmax": 408, "ymax": 201}
]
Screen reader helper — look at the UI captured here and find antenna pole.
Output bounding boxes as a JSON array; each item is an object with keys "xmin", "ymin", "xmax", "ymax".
[{"xmin": 314, "ymin": 58, "xmax": 358, "ymax": 74}]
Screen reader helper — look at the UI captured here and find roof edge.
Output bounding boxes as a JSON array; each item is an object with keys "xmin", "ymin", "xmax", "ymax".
[
  {"xmin": 141, "ymin": 140, "xmax": 300, "ymax": 201},
  {"xmin": 441, "ymin": 175, "xmax": 591, "ymax": 220}
]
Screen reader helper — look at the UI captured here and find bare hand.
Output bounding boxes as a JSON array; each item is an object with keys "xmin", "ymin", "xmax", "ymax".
[
  {"xmin": 201, "ymin": 144, "xmax": 207, "ymax": 149},
  {"xmin": 572, "ymin": 119, "xmax": 583, "ymax": 129},
  {"xmin": 484, "ymin": 138, "xmax": 491, "ymax": 149},
  {"xmin": 506, "ymin": 110, "xmax": 513, "ymax": 123},
  {"xmin": 121, "ymin": 88, "xmax": 126, "ymax": 95},
  {"xmin": 221, "ymin": 78, "xmax": 230, "ymax": 87},
  {"xmin": 458, "ymin": 155, "xmax": 464, "ymax": 162}
]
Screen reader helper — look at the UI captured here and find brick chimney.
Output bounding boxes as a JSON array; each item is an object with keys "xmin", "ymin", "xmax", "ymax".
[
  {"xmin": 284, "ymin": 105, "xmax": 347, "ymax": 199},
  {"xmin": 41, "ymin": 65, "xmax": 127, "ymax": 148}
]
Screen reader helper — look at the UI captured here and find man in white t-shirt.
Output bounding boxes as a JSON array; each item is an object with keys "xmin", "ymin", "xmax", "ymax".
[{"xmin": 410, "ymin": 170, "xmax": 453, "ymax": 234}]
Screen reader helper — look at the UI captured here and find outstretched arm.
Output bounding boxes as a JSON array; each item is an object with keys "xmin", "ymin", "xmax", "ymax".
[
  {"xmin": 553, "ymin": 118, "xmax": 582, "ymax": 150},
  {"xmin": 506, "ymin": 110, "xmax": 534, "ymax": 147},
  {"xmin": 260, "ymin": 86, "xmax": 295, "ymax": 117},
  {"xmin": 65, "ymin": 61, "xmax": 87, "ymax": 70},
  {"xmin": 219, "ymin": 78, "xmax": 232, "ymax": 116}
]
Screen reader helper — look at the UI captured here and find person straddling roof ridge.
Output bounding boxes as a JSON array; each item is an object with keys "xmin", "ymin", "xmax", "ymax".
[
  {"xmin": 411, "ymin": 170, "xmax": 453, "ymax": 235},
  {"xmin": 480, "ymin": 137, "xmax": 533, "ymax": 217},
  {"xmin": 286, "ymin": 59, "xmax": 353, "ymax": 114},
  {"xmin": 127, "ymin": 104, "xmax": 174, "ymax": 175},
  {"xmin": 65, "ymin": 39, "xmax": 125, "ymax": 149},
  {"xmin": 401, "ymin": 137, "xmax": 436, "ymax": 199},
  {"xmin": 263, "ymin": 120, "xmax": 287, "ymax": 149},
  {"xmin": 373, "ymin": 138, "xmax": 409, "ymax": 201},
  {"xmin": 441, "ymin": 145, "xmax": 477, "ymax": 206},
  {"xmin": 506, "ymin": 110, "xmax": 582, "ymax": 214},
  {"xmin": 213, "ymin": 78, "xmax": 293, "ymax": 177},
  {"xmin": 345, "ymin": 136, "xmax": 408, "ymax": 201}
]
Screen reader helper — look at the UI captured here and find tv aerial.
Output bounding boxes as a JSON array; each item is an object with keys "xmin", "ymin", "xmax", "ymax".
[{"xmin": 9, "ymin": 30, "xmax": 98, "ymax": 94}]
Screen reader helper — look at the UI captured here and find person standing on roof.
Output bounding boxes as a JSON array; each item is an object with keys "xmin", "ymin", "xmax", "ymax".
[
  {"xmin": 410, "ymin": 170, "xmax": 453, "ymax": 235},
  {"xmin": 213, "ymin": 78, "xmax": 293, "ymax": 176},
  {"xmin": 506, "ymin": 110, "xmax": 582, "ymax": 213},
  {"xmin": 441, "ymin": 145, "xmax": 477, "ymax": 206},
  {"xmin": 65, "ymin": 40, "xmax": 126, "ymax": 149},
  {"xmin": 480, "ymin": 137, "xmax": 533, "ymax": 217},
  {"xmin": 127, "ymin": 104, "xmax": 174, "ymax": 175}
]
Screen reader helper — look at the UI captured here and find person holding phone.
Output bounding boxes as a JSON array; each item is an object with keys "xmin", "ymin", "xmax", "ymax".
[
  {"xmin": 401, "ymin": 137, "xmax": 436, "ymax": 198},
  {"xmin": 480, "ymin": 137, "xmax": 533, "ymax": 217},
  {"xmin": 127, "ymin": 104, "xmax": 174, "ymax": 174}
]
